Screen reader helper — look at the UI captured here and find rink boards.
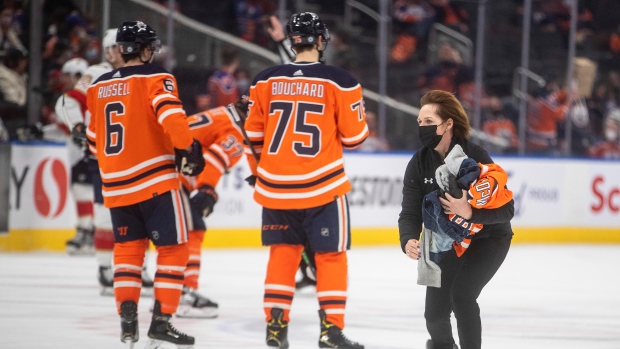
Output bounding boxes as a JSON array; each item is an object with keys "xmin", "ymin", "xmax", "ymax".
[{"xmin": 1, "ymin": 142, "xmax": 619, "ymax": 251}]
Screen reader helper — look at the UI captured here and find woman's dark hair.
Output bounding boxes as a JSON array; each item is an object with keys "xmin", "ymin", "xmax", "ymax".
[{"xmin": 420, "ymin": 90, "xmax": 471, "ymax": 140}]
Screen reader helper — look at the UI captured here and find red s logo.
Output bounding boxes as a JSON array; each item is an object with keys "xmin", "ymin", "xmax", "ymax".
[{"xmin": 33, "ymin": 158, "xmax": 68, "ymax": 218}]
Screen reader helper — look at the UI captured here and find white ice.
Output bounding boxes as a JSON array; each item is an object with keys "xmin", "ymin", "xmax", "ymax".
[{"xmin": 1, "ymin": 245, "xmax": 619, "ymax": 349}]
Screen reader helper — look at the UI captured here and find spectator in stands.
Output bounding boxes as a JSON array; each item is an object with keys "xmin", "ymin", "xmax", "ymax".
[
  {"xmin": 0, "ymin": 6, "xmax": 26, "ymax": 57},
  {"xmin": 0, "ymin": 47, "xmax": 27, "ymax": 133},
  {"xmin": 482, "ymin": 96, "xmax": 519, "ymax": 154},
  {"xmin": 391, "ymin": 0, "xmax": 435, "ymax": 63},
  {"xmin": 429, "ymin": 0, "xmax": 469, "ymax": 34},
  {"xmin": 587, "ymin": 110, "xmax": 620, "ymax": 159},
  {"xmin": 197, "ymin": 45, "xmax": 240, "ymax": 110},
  {"xmin": 417, "ymin": 41, "xmax": 473, "ymax": 99},
  {"xmin": 0, "ymin": 47, "xmax": 26, "ymax": 109},
  {"xmin": 327, "ymin": 28, "xmax": 358, "ymax": 75},
  {"xmin": 357, "ymin": 111, "xmax": 390, "ymax": 152},
  {"xmin": 234, "ymin": 67, "xmax": 251, "ymax": 96},
  {"xmin": 235, "ymin": 0, "xmax": 275, "ymax": 46},
  {"xmin": 525, "ymin": 74, "xmax": 573, "ymax": 155}
]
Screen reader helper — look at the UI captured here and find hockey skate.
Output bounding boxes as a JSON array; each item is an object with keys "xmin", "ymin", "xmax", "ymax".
[
  {"xmin": 65, "ymin": 228, "xmax": 95, "ymax": 255},
  {"xmin": 98, "ymin": 266, "xmax": 114, "ymax": 296},
  {"xmin": 266, "ymin": 308, "xmax": 289, "ymax": 349},
  {"xmin": 318, "ymin": 310, "xmax": 364, "ymax": 349},
  {"xmin": 120, "ymin": 301, "xmax": 139, "ymax": 348},
  {"xmin": 146, "ymin": 301, "xmax": 195, "ymax": 349},
  {"xmin": 176, "ymin": 286, "xmax": 218, "ymax": 318},
  {"xmin": 425, "ymin": 339, "xmax": 459, "ymax": 349}
]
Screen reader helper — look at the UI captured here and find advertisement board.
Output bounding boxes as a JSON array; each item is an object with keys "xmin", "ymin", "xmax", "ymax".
[
  {"xmin": 2, "ymin": 143, "xmax": 618, "ymax": 251},
  {"xmin": 8, "ymin": 143, "xmax": 77, "ymax": 229}
]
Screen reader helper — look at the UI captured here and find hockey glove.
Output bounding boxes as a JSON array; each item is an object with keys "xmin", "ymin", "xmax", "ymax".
[
  {"xmin": 71, "ymin": 123, "xmax": 87, "ymax": 146},
  {"xmin": 190, "ymin": 185, "xmax": 218, "ymax": 217},
  {"xmin": 175, "ymin": 139, "xmax": 205, "ymax": 176},
  {"xmin": 245, "ymin": 175, "xmax": 257, "ymax": 187}
]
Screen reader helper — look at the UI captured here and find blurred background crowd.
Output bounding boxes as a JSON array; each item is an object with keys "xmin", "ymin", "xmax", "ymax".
[{"xmin": 1, "ymin": 0, "xmax": 620, "ymax": 159}]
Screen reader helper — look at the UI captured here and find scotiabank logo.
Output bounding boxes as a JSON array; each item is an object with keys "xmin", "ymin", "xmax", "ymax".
[
  {"xmin": 591, "ymin": 175, "xmax": 619, "ymax": 213},
  {"xmin": 33, "ymin": 158, "xmax": 68, "ymax": 218}
]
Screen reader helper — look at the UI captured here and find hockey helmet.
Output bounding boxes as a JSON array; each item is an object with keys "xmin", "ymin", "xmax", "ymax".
[
  {"xmin": 102, "ymin": 28, "xmax": 118, "ymax": 49},
  {"xmin": 61, "ymin": 57, "xmax": 89, "ymax": 79},
  {"xmin": 286, "ymin": 12, "xmax": 330, "ymax": 47},
  {"xmin": 116, "ymin": 21, "xmax": 161, "ymax": 55}
]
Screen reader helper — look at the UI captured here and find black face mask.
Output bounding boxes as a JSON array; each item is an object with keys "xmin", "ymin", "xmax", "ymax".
[{"xmin": 418, "ymin": 122, "xmax": 445, "ymax": 149}]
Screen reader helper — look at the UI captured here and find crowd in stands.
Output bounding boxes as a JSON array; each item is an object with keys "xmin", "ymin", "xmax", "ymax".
[{"xmin": 1, "ymin": 0, "xmax": 619, "ymax": 159}]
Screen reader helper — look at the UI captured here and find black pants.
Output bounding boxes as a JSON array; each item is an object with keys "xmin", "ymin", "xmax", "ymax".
[{"xmin": 425, "ymin": 235, "xmax": 511, "ymax": 349}]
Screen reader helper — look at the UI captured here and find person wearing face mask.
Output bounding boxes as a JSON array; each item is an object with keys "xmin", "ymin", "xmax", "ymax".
[
  {"xmin": 398, "ymin": 90, "xmax": 514, "ymax": 349},
  {"xmin": 587, "ymin": 111, "xmax": 620, "ymax": 159}
]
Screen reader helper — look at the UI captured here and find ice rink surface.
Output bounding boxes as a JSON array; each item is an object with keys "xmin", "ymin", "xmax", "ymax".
[{"xmin": 1, "ymin": 244, "xmax": 619, "ymax": 349}]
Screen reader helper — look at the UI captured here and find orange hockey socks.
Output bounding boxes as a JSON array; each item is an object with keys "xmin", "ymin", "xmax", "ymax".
[
  {"xmin": 113, "ymin": 239, "xmax": 148, "ymax": 313},
  {"xmin": 183, "ymin": 230, "xmax": 205, "ymax": 289},
  {"xmin": 264, "ymin": 244, "xmax": 304, "ymax": 322},
  {"xmin": 315, "ymin": 251, "xmax": 348, "ymax": 329},
  {"xmin": 154, "ymin": 243, "xmax": 190, "ymax": 314}
]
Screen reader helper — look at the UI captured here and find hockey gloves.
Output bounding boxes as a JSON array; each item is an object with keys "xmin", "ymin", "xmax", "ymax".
[
  {"xmin": 190, "ymin": 185, "xmax": 218, "ymax": 217},
  {"xmin": 175, "ymin": 139, "xmax": 205, "ymax": 176},
  {"xmin": 245, "ymin": 175, "xmax": 257, "ymax": 187}
]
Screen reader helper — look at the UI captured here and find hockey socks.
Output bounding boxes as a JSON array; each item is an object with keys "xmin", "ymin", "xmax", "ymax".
[
  {"xmin": 154, "ymin": 243, "xmax": 190, "ymax": 315},
  {"xmin": 113, "ymin": 239, "xmax": 149, "ymax": 313},
  {"xmin": 183, "ymin": 230, "xmax": 205, "ymax": 290},
  {"xmin": 264, "ymin": 244, "xmax": 304, "ymax": 323},
  {"xmin": 315, "ymin": 251, "xmax": 348, "ymax": 329}
]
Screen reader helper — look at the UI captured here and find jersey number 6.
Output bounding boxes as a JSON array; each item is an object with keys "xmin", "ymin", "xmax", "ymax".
[
  {"xmin": 104, "ymin": 102, "xmax": 126, "ymax": 156},
  {"xmin": 268, "ymin": 101, "xmax": 324, "ymax": 157}
]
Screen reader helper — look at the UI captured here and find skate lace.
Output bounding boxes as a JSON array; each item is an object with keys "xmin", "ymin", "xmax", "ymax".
[{"xmin": 167, "ymin": 322, "xmax": 189, "ymax": 338}]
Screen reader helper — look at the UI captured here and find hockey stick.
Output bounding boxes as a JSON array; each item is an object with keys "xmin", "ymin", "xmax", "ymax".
[{"xmin": 226, "ymin": 103, "xmax": 317, "ymax": 281}]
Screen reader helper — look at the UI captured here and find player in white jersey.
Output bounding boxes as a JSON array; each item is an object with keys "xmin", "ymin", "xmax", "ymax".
[{"xmin": 44, "ymin": 57, "xmax": 96, "ymax": 255}]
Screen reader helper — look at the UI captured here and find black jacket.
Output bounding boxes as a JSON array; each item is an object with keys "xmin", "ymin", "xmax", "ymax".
[{"xmin": 398, "ymin": 138, "xmax": 514, "ymax": 253}]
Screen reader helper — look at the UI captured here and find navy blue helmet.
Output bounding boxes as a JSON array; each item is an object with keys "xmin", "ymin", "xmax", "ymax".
[
  {"xmin": 116, "ymin": 21, "xmax": 160, "ymax": 55},
  {"xmin": 286, "ymin": 12, "xmax": 330, "ymax": 46}
]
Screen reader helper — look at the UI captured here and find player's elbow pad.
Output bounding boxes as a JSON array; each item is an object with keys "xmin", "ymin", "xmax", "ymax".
[{"xmin": 175, "ymin": 139, "xmax": 205, "ymax": 176}]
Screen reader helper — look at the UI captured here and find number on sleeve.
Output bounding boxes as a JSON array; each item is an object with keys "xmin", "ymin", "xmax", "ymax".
[
  {"xmin": 350, "ymin": 99, "xmax": 365, "ymax": 121},
  {"xmin": 188, "ymin": 113, "xmax": 213, "ymax": 129}
]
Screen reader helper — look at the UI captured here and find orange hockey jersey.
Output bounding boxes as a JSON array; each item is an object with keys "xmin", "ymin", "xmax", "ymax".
[
  {"xmin": 86, "ymin": 64, "xmax": 193, "ymax": 208},
  {"xmin": 452, "ymin": 162, "xmax": 512, "ymax": 256},
  {"xmin": 179, "ymin": 106, "xmax": 245, "ymax": 191},
  {"xmin": 245, "ymin": 62, "xmax": 369, "ymax": 209}
]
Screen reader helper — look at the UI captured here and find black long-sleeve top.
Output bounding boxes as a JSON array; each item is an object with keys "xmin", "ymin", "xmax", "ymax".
[{"xmin": 398, "ymin": 138, "xmax": 514, "ymax": 253}]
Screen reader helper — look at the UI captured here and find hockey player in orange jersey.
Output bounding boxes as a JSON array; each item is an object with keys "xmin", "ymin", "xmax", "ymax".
[
  {"xmin": 175, "ymin": 99, "xmax": 247, "ymax": 318},
  {"xmin": 244, "ymin": 12, "xmax": 368, "ymax": 349},
  {"xmin": 86, "ymin": 21, "xmax": 204, "ymax": 349}
]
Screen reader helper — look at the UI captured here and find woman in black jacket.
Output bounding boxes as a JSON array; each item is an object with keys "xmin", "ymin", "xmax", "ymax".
[{"xmin": 399, "ymin": 90, "xmax": 514, "ymax": 349}]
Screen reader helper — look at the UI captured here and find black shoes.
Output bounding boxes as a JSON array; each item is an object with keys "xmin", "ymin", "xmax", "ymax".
[
  {"xmin": 318, "ymin": 310, "xmax": 364, "ymax": 349},
  {"xmin": 266, "ymin": 308, "xmax": 289, "ymax": 349}
]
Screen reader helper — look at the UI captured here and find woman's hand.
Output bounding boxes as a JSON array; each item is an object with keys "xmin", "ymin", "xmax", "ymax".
[
  {"xmin": 439, "ymin": 189, "xmax": 472, "ymax": 219},
  {"xmin": 405, "ymin": 239, "xmax": 420, "ymax": 260}
]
